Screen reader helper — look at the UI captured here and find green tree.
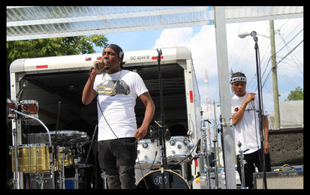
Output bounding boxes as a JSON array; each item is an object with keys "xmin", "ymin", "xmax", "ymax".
[{"xmin": 286, "ymin": 86, "xmax": 303, "ymax": 101}]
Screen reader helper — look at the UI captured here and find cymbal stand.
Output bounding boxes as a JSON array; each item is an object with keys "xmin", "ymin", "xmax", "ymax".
[
  {"xmin": 12, "ymin": 119, "xmax": 19, "ymax": 189},
  {"xmin": 199, "ymin": 111, "xmax": 211, "ymax": 189},
  {"xmin": 57, "ymin": 146, "xmax": 67, "ymax": 189},
  {"xmin": 59, "ymin": 156, "xmax": 65, "ymax": 189},
  {"xmin": 73, "ymin": 146, "xmax": 84, "ymax": 189},
  {"xmin": 212, "ymin": 129, "xmax": 220, "ymax": 189}
]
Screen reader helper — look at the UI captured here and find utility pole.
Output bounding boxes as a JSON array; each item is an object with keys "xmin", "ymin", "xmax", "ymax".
[{"xmin": 270, "ymin": 20, "xmax": 281, "ymax": 129}]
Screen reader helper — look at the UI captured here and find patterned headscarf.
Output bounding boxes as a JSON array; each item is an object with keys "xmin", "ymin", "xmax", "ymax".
[{"xmin": 230, "ymin": 72, "xmax": 247, "ymax": 84}]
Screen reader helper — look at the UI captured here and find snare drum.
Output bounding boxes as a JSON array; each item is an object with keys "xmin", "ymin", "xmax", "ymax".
[
  {"xmin": 10, "ymin": 144, "xmax": 50, "ymax": 173},
  {"xmin": 7, "ymin": 99, "xmax": 17, "ymax": 121},
  {"xmin": 135, "ymin": 139, "xmax": 160, "ymax": 169},
  {"xmin": 19, "ymin": 100, "xmax": 39, "ymax": 120},
  {"xmin": 166, "ymin": 136, "xmax": 191, "ymax": 163}
]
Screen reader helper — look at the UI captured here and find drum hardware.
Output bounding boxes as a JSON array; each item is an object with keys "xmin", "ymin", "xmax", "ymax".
[
  {"xmin": 7, "ymin": 98, "xmax": 92, "ymax": 189},
  {"xmin": 199, "ymin": 110, "xmax": 212, "ymax": 189},
  {"xmin": 238, "ymin": 141, "xmax": 249, "ymax": 189},
  {"xmin": 33, "ymin": 173, "xmax": 45, "ymax": 189},
  {"xmin": 16, "ymin": 81, "xmax": 28, "ymax": 102},
  {"xmin": 56, "ymin": 146, "xmax": 73, "ymax": 189},
  {"xmin": 8, "ymin": 107, "xmax": 55, "ymax": 189},
  {"xmin": 7, "ymin": 99, "xmax": 39, "ymax": 122},
  {"xmin": 54, "ymin": 101, "xmax": 61, "ymax": 189},
  {"xmin": 212, "ymin": 126, "xmax": 221, "ymax": 189},
  {"xmin": 49, "ymin": 130, "xmax": 89, "ymax": 147},
  {"xmin": 18, "ymin": 100, "xmax": 39, "ymax": 120},
  {"xmin": 153, "ymin": 119, "xmax": 168, "ymax": 189}
]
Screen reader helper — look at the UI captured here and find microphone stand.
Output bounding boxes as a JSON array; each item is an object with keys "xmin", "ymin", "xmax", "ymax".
[
  {"xmin": 252, "ymin": 32, "xmax": 267, "ymax": 189},
  {"xmin": 156, "ymin": 48, "xmax": 168, "ymax": 189}
]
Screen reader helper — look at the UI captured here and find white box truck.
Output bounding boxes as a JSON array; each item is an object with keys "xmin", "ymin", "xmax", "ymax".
[{"xmin": 8, "ymin": 46, "xmax": 203, "ymax": 189}]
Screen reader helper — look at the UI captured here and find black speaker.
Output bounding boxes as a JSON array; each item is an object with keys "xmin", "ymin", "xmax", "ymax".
[{"xmin": 253, "ymin": 171, "xmax": 303, "ymax": 189}]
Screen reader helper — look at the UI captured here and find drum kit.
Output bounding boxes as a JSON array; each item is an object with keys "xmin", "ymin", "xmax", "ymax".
[
  {"xmin": 135, "ymin": 134, "xmax": 194, "ymax": 189},
  {"xmin": 7, "ymin": 98, "xmax": 196, "ymax": 189},
  {"xmin": 7, "ymin": 98, "xmax": 91, "ymax": 189}
]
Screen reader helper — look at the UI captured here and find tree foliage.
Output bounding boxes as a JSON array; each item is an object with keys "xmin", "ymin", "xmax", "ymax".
[
  {"xmin": 286, "ymin": 86, "xmax": 303, "ymax": 101},
  {"xmin": 7, "ymin": 35, "xmax": 108, "ymax": 65}
]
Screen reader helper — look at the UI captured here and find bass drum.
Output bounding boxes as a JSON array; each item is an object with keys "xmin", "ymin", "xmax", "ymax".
[{"xmin": 137, "ymin": 169, "xmax": 190, "ymax": 189}]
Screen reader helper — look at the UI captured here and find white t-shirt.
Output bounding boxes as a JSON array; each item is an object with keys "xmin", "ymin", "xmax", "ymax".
[
  {"xmin": 231, "ymin": 92, "xmax": 268, "ymax": 155},
  {"xmin": 93, "ymin": 70, "xmax": 148, "ymax": 141}
]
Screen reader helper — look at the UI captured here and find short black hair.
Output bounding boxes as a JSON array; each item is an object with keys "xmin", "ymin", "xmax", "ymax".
[{"xmin": 231, "ymin": 72, "xmax": 246, "ymax": 78}]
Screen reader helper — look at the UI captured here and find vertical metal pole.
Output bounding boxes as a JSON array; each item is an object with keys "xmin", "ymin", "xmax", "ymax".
[
  {"xmin": 213, "ymin": 100, "xmax": 220, "ymax": 188},
  {"xmin": 214, "ymin": 6, "xmax": 236, "ymax": 189}
]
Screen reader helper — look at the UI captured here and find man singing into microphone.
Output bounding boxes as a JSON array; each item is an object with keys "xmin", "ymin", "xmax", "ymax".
[
  {"xmin": 230, "ymin": 72, "xmax": 271, "ymax": 189},
  {"xmin": 82, "ymin": 44, "xmax": 155, "ymax": 189}
]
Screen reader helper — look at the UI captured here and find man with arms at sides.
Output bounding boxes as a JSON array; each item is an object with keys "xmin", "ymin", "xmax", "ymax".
[
  {"xmin": 82, "ymin": 44, "xmax": 155, "ymax": 189},
  {"xmin": 230, "ymin": 72, "xmax": 271, "ymax": 189}
]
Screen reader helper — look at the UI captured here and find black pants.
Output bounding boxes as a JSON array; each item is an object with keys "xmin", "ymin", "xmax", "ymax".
[
  {"xmin": 237, "ymin": 148, "xmax": 271, "ymax": 189},
  {"xmin": 98, "ymin": 138, "xmax": 137, "ymax": 189}
]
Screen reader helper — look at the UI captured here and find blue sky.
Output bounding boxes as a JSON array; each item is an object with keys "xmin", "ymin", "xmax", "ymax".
[{"xmin": 95, "ymin": 18, "xmax": 303, "ymax": 125}]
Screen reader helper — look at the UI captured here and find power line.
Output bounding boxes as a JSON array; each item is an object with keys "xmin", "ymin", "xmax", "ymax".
[{"xmin": 277, "ymin": 40, "xmax": 303, "ymax": 66}]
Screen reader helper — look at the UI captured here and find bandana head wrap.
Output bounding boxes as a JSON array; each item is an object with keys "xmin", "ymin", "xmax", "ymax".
[
  {"xmin": 104, "ymin": 44, "xmax": 125, "ymax": 68},
  {"xmin": 230, "ymin": 72, "xmax": 247, "ymax": 84}
]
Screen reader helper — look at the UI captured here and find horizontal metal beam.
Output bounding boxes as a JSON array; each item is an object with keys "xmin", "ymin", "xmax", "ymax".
[{"xmin": 6, "ymin": 6, "xmax": 303, "ymax": 41}]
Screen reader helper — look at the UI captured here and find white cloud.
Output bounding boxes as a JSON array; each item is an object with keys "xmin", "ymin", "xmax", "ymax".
[
  {"xmin": 152, "ymin": 18, "xmax": 303, "ymax": 115},
  {"xmin": 153, "ymin": 27, "xmax": 193, "ymax": 47},
  {"xmin": 153, "ymin": 25, "xmax": 218, "ymax": 85},
  {"xmin": 153, "ymin": 25, "xmax": 220, "ymax": 115}
]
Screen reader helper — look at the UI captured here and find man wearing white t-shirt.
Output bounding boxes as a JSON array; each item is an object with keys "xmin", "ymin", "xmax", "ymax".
[
  {"xmin": 230, "ymin": 72, "xmax": 271, "ymax": 189},
  {"xmin": 82, "ymin": 44, "xmax": 155, "ymax": 189}
]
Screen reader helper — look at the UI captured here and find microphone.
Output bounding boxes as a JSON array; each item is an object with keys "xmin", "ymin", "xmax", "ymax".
[
  {"xmin": 251, "ymin": 99, "xmax": 255, "ymax": 110},
  {"xmin": 250, "ymin": 31, "xmax": 258, "ymax": 42},
  {"xmin": 93, "ymin": 59, "xmax": 107, "ymax": 69},
  {"xmin": 91, "ymin": 59, "xmax": 107, "ymax": 72}
]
